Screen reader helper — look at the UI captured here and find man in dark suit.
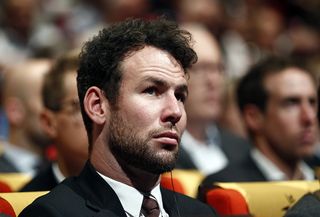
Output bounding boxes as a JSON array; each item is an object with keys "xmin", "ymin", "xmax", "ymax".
[
  {"xmin": 19, "ymin": 50, "xmax": 88, "ymax": 191},
  {"xmin": 175, "ymin": 23, "xmax": 250, "ymax": 175},
  {"xmin": 19, "ymin": 18, "xmax": 218, "ymax": 217},
  {"xmin": 283, "ymin": 76, "xmax": 320, "ymax": 217},
  {"xmin": 201, "ymin": 56, "xmax": 318, "ymax": 187}
]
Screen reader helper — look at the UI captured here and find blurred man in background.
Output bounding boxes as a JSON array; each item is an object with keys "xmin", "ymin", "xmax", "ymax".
[
  {"xmin": 1, "ymin": 59, "xmax": 51, "ymax": 175},
  {"xmin": 201, "ymin": 56, "xmax": 318, "ymax": 186},
  {"xmin": 20, "ymin": 51, "xmax": 88, "ymax": 191},
  {"xmin": 176, "ymin": 23, "xmax": 250, "ymax": 175}
]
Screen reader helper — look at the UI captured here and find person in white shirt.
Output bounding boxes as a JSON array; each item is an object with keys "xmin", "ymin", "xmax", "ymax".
[
  {"xmin": 201, "ymin": 56, "xmax": 318, "ymax": 186},
  {"xmin": 176, "ymin": 23, "xmax": 250, "ymax": 175}
]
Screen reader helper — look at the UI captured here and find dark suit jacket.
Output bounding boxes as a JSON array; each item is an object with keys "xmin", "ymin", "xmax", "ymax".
[
  {"xmin": 197, "ymin": 153, "xmax": 267, "ymax": 201},
  {"xmin": 19, "ymin": 161, "xmax": 218, "ymax": 217},
  {"xmin": 201, "ymin": 152, "xmax": 267, "ymax": 186},
  {"xmin": 176, "ymin": 128, "xmax": 251, "ymax": 170},
  {"xmin": 19, "ymin": 164, "xmax": 59, "ymax": 192},
  {"xmin": 284, "ymin": 192, "xmax": 320, "ymax": 217},
  {"xmin": 0, "ymin": 154, "xmax": 18, "ymax": 172}
]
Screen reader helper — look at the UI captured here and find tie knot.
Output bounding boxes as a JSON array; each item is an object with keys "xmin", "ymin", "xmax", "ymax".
[{"xmin": 141, "ymin": 195, "xmax": 160, "ymax": 217}]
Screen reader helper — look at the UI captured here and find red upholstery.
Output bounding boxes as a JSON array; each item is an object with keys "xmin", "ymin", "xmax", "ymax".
[
  {"xmin": 206, "ymin": 188, "xmax": 249, "ymax": 216},
  {"xmin": 0, "ymin": 181, "xmax": 11, "ymax": 193},
  {"xmin": 0, "ymin": 196, "xmax": 16, "ymax": 217},
  {"xmin": 160, "ymin": 176, "xmax": 185, "ymax": 195}
]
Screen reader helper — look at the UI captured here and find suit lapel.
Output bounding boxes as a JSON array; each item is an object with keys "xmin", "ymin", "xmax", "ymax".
[
  {"xmin": 161, "ymin": 187, "xmax": 180, "ymax": 216},
  {"xmin": 73, "ymin": 161, "xmax": 127, "ymax": 217}
]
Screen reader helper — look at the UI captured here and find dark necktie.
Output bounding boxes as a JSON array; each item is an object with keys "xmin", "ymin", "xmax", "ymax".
[{"xmin": 141, "ymin": 195, "xmax": 160, "ymax": 217}]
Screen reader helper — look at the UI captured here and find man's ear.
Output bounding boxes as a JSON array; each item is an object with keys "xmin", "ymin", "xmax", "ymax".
[
  {"xmin": 4, "ymin": 97, "xmax": 26, "ymax": 127},
  {"xmin": 83, "ymin": 86, "xmax": 109, "ymax": 125},
  {"xmin": 242, "ymin": 104, "xmax": 265, "ymax": 132},
  {"xmin": 40, "ymin": 109, "xmax": 57, "ymax": 138}
]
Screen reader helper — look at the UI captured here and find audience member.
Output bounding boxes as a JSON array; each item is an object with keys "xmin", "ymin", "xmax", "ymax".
[
  {"xmin": 19, "ymin": 18, "xmax": 218, "ymax": 217},
  {"xmin": 284, "ymin": 85, "xmax": 320, "ymax": 217},
  {"xmin": 176, "ymin": 23, "xmax": 250, "ymax": 175},
  {"xmin": 1, "ymin": 59, "xmax": 52, "ymax": 174},
  {"xmin": 201, "ymin": 56, "xmax": 318, "ymax": 186},
  {"xmin": 0, "ymin": 0, "xmax": 65, "ymax": 65},
  {"xmin": 20, "ymin": 50, "xmax": 88, "ymax": 191}
]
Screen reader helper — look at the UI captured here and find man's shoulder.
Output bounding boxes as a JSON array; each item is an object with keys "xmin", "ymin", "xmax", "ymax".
[
  {"xmin": 200, "ymin": 156, "xmax": 266, "ymax": 184},
  {"xmin": 285, "ymin": 192, "xmax": 320, "ymax": 217},
  {"xmin": 18, "ymin": 178, "xmax": 90, "ymax": 217},
  {"xmin": 20, "ymin": 165, "xmax": 57, "ymax": 192}
]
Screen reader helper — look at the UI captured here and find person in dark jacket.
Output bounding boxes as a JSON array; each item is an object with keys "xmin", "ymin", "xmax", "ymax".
[
  {"xmin": 201, "ymin": 56, "xmax": 318, "ymax": 188},
  {"xmin": 19, "ymin": 18, "xmax": 218, "ymax": 217},
  {"xmin": 20, "ymin": 50, "xmax": 88, "ymax": 191}
]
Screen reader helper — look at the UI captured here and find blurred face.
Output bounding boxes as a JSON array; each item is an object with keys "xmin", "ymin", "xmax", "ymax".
[
  {"xmin": 109, "ymin": 46, "xmax": 188, "ymax": 174},
  {"xmin": 261, "ymin": 68, "xmax": 318, "ymax": 161},
  {"xmin": 52, "ymin": 72, "xmax": 88, "ymax": 173},
  {"xmin": 5, "ymin": 0, "xmax": 37, "ymax": 33},
  {"xmin": 24, "ymin": 63, "xmax": 51, "ymax": 149},
  {"xmin": 185, "ymin": 28, "xmax": 224, "ymax": 124}
]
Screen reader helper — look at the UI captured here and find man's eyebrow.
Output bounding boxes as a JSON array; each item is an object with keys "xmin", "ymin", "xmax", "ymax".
[
  {"xmin": 176, "ymin": 84, "xmax": 189, "ymax": 96},
  {"xmin": 140, "ymin": 76, "xmax": 188, "ymax": 94},
  {"xmin": 141, "ymin": 77, "xmax": 167, "ymax": 86}
]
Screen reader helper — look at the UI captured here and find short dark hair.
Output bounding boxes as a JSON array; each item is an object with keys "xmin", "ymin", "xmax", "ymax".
[
  {"xmin": 42, "ymin": 50, "xmax": 79, "ymax": 111},
  {"xmin": 77, "ymin": 18, "xmax": 197, "ymax": 144},
  {"xmin": 237, "ymin": 56, "xmax": 317, "ymax": 113}
]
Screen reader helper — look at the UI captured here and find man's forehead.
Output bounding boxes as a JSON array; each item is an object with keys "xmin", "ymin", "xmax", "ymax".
[
  {"xmin": 123, "ymin": 46, "xmax": 178, "ymax": 65},
  {"xmin": 265, "ymin": 68, "xmax": 315, "ymax": 90},
  {"xmin": 121, "ymin": 46, "xmax": 186, "ymax": 80}
]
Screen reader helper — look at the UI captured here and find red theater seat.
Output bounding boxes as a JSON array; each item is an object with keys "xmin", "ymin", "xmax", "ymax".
[
  {"xmin": 205, "ymin": 188, "xmax": 250, "ymax": 216},
  {"xmin": 160, "ymin": 176, "xmax": 185, "ymax": 195},
  {"xmin": 0, "ymin": 181, "xmax": 12, "ymax": 193},
  {"xmin": 0, "ymin": 196, "xmax": 16, "ymax": 217}
]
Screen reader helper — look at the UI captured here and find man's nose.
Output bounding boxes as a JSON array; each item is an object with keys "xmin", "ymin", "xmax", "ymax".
[
  {"xmin": 301, "ymin": 103, "xmax": 317, "ymax": 126},
  {"xmin": 161, "ymin": 94, "xmax": 183, "ymax": 126}
]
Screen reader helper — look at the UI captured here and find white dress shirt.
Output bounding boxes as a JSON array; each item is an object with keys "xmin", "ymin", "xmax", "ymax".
[
  {"xmin": 2, "ymin": 141, "xmax": 42, "ymax": 176},
  {"xmin": 97, "ymin": 172, "xmax": 169, "ymax": 217},
  {"xmin": 181, "ymin": 125, "xmax": 228, "ymax": 175},
  {"xmin": 251, "ymin": 148, "xmax": 314, "ymax": 181}
]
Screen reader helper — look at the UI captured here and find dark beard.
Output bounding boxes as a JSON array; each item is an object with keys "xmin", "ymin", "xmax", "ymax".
[{"xmin": 109, "ymin": 111, "xmax": 178, "ymax": 174}]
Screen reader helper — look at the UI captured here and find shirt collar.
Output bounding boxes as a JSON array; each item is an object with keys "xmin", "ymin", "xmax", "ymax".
[
  {"xmin": 97, "ymin": 172, "xmax": 167, "ymax": 217},
  {"xmin": 2, "ymin": 141, "xmax": 41, "ymax": 176},
  {"xmin": 251, "ymin": 148, "xmax": 314, "ymax": 181},
  {"xmin": 52, "ymin": 162, "xmax": 66, "ymax": 183},
  {"xmin": 181, "ymin": 129, "xmax": 227, "ymax": 174}
]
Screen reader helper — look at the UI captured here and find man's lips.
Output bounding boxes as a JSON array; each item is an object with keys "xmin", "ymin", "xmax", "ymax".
[{"xmin": 153, "ymin": 131, "xmax": 179, "ymax": 146}]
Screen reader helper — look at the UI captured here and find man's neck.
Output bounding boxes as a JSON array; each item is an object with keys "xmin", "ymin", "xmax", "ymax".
[
  {"xmin": 91, "ymin": 147, "xmax": 160, "ymax": 192},
  {"xmin": 254, "ymin": 137, "xmax": 301, "ymax": 180}
]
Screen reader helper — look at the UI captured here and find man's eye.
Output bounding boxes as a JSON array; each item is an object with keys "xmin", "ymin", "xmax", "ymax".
[
  {"xmin": 285, "ymin": 98, "xmax": 299, "ymax": 106},
  {"xmin": 143, "ymin": 87, "xmax": 157, "ymax": 95},
  {"xmin": 176, "ymin": 93, "xmax": 187, "ymax": 103}
]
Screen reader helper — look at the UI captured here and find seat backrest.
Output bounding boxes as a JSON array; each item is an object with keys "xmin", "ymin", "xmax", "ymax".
[
  {"xmin": 0, "ymin": 181, "xmax": 12, "ymax": 193},
  {"xmin": 162, "ymin": 169, "xmax": 204, "ymax": 198},
  {"xmin": 0, "ymin": 191, "xmax": 48, "ymax": 215},
  {"xmin": 160, "ymin": 176, "xmax": 185, "ymax": 195},
  {"xmin": 0, "ymin": 196, "xmax": 16, "ymax": 217},
  {"xmin": 211, "ymin": 180, "xmax": 319, "ymax": 217},
  {"xmin": 205, "ymin": 187, "xmax": 250, "ymax": 216},
  {"xmin": 0, "ymin": 173, "xmax": 31, "ymax": 191}
]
